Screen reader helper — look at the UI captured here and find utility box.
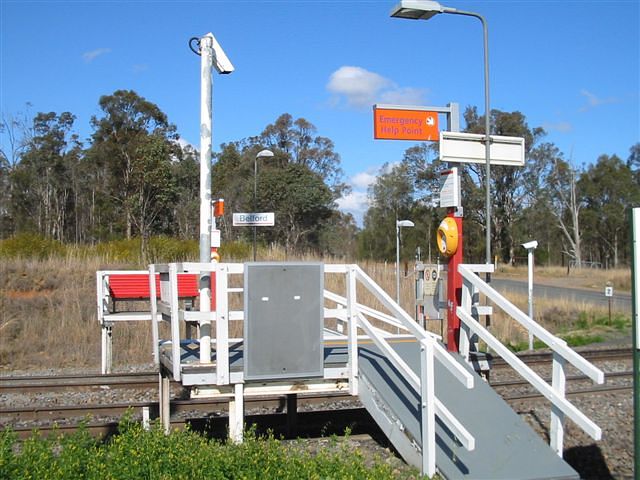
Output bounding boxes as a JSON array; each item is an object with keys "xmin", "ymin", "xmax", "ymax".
[{"xmin": 244, "ymin": 263, "xmax": 324, "ymax": 380}]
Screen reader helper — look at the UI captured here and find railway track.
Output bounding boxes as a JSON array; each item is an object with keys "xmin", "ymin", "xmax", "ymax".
[
  {"xmin": 0, "ymin": 371, "xmax": 161, "ymax": 394},
  {"xmin": 2, "ymin": 380, "xmax": 632, "ymax": 440},
  {"xmin": 1, "ymin": 347, "xmax": 633, "ymax": 440},
  {"xmin": 1, "ymin": 347, "xmax": 631, "ymax": 394}
]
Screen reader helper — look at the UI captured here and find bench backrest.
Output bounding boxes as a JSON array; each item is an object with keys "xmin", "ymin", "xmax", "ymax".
[{"xmin": 107, "ymin": 273, "xmax": 200, "ymax": 300}]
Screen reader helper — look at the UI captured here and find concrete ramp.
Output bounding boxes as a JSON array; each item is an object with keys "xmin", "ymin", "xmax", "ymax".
[{"xmin": 357, "ymin": 340, "xmax": 579, "ymax": 480}]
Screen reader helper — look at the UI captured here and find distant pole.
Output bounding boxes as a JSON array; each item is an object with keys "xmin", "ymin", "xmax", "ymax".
[
  {"xmin": 253, "ymin": 149, "xmax": 274, "ymax": 261},
  {"xmin": 396, "ymin": 222, "xmax": 401, "ymax": 304},
  {"xmin": 253, "ymin": 155, "xmax": 257, "ymax": 261},
  {"xmin": 630, "ymin": 207, "xmax": 639, "ymax": 479},
  {"xmin": 524, "ymin": 241, "xmax": 538, "ymax": 350},
  {"xmin": 396, "ymin": 220, "xmax": 415, "ymax": 304}
]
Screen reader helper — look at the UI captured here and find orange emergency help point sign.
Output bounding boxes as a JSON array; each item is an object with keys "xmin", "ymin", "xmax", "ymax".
[{"xmin": 373, "ymin": 108, "xmax": 439, "ymax": 141}]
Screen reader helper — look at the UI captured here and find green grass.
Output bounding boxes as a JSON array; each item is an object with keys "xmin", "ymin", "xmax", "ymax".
[
  {"xmin": 1, "ymin": 420, "xmax": 425, "ymax": 480},
  {"xmin": 507, "ymin": 309, "xmax": 631, "ymax": 352}
]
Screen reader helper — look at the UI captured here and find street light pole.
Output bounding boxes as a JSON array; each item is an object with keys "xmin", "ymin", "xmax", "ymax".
[
  {"xmin": 254, "ymin": 149, "xmax": 274, "ymax": 261},
  {"xmin": 391, "ymin": 0, "xmax": 492, "ymax": 267},
  {"xmin": 396, "ymin": 220, "xmax": 415, "ymax": 303}
]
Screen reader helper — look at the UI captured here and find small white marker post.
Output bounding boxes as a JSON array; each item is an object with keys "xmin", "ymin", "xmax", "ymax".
[
  {"xmin": 522, "ymin": 241, "xmax": 538, "ymax": 350},
  {"xmin": 605, "ymin": 282, "xmax": 613, "ymax": 325}
]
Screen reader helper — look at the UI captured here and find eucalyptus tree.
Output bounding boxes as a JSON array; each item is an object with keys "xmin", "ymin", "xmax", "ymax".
[
  {"xmin": 463, "ymin": 107, "xmax": 545, "ymax": 264},
  {"xmin": 211, "ymin": 114, "xmax": 350, "ymax": 254},
  {"xmin": 257, "ymin": 113, "xmax": 348, "ymax": 198},
  {"xmin": 10, "ymin": 112, "xmax": 82, "ymax": 241},
  {"xmin": 88, "ymin": 90, "xmax": 178, "ymax": 240},
  {"xmin": 527, "ymin": 143, "xmax": 583, "ymax": 267},
  {"xmin": 579, "ymin": 153, "xmax": 639, "ymax": 267},
  {"xmin": 627, "ymin": 142, "xmax": 640, "ymax": 186}
]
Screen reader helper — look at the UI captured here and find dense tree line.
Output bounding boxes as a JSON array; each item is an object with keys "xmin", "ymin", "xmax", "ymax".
[
  {"xmin": 358, "ymin": 107, "xmax": 639, "ymax": 268},
  {"xmin": 0, "ymin": 91, "xmax": 357, "ymax": 258},
  {"xmin": 1, "ymin": 91, "xmax": 637, "ymax": 266}
]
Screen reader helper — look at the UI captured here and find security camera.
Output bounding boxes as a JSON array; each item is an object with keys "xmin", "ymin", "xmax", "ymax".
[
  {"xmin": 521, "ymin": 240, "xmax": 538, "ymax": 250},
  {"xmin": 203, "ymin": 32, "xmax": 234, "ymax": 74}
]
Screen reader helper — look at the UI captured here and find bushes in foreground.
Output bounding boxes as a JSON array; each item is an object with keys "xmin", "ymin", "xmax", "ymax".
[{"xmin": 0, "ymin": 420, "xmax": 422, "ymax": 480}]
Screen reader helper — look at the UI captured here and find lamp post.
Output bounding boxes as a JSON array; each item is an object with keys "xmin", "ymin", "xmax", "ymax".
[
  {"xmin": 396, "ymin": 220, "xmax": 415, "ymax": 303},
  {"xmin": 391, "ymin": 0, "xmax": 492, "ymax": 268},
  {"xmin": 254, "ymin": 149, "xmax": 274, "ymax": 261}
]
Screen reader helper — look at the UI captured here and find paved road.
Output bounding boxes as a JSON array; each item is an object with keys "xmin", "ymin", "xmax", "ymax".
[{"xmin": 491, "ymin": 278, "xmax": 632, "ymax": 313}]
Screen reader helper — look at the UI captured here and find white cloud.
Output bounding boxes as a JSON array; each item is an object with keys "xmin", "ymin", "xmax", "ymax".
[
  {"xmin": 542, "ymin": 121, "xmax": 572, "ymax": 133},
  {"xmin": 579, "ymin": 89, "xmax": 618, "ymax": 112},
  {"xmin": 379, "ymin": 87, "xmax": 426, "ymax": 106},
  {"xmin": 336, "ymin": 190, "xmax": 370, "ymax": 226},
  {"xmin": 327, "ymin": 66, "xmax": 426, "ymax": 109},
  {"xmin": 175, "ymin": 137, "xmax": 196, "ymax": 151},
  {"xmin": 82, "ymin": 48, "xmax": 111, "ymax": 63},
  {"xmin": 351, "ymin": 171, "xmax": 377, "ymax": 189},
  {"xmin": 337, "ymin": 190, "xmax": 369, "ymax": 211},
  {"xmin": 336, "ymin": 168, "xmax": 383, "ymax": 225}
]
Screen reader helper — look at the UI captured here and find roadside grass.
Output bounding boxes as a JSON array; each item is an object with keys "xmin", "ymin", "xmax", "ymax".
[
  {"xmin": 0, "ymin": 420, "xmax": 425, "ymax": 480},
  {"xmin": 495, "ymin": 264, "xmax": 632, "ymax": 292},
  {"xmin": 491, "ymin": 291, "xmax": 632, "ymax": 352}
]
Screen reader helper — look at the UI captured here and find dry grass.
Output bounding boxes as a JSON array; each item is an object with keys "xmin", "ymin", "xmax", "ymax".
[
  {"xmin": 495, "ymin": 264, "xmax": 632, "ymax": 292},
  {"xmin": 0, "ymin": 254, "xmax": 631, "ymax": 373}
]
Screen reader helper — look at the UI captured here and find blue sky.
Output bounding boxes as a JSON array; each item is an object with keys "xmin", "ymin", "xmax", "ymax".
[{"xmin": 1, "ymin": 0, "xmax": 639, "ymax": 224}]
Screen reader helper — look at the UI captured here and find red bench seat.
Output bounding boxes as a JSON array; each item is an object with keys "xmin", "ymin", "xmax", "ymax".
[{"xmin": 107, "ymin": 273, "xmax": 202, "ymax": 300}]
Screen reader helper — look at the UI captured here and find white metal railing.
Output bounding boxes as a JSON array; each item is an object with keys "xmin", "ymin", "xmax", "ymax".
[
  {"xmin": 325, "ymin": 264, "xmax": 476, "ymax": 476},
  {"xmin": 151, "ymin": 262, "xmax": 476, "ymax": 476},
  {"xmin": 97, "ymin": 269, "xmax": 161, "ymax": 374},
  {"xmin": 457, "ymin": 263, "xmax": 604, "ymax": 457}
]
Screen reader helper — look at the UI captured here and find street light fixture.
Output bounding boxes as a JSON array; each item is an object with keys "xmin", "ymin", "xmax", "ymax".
[
  {"xmin": 396, "ymin": 219, "xmax": 415, "ymax": 303},
  {"xmin": 391, "ymin": 0, "xmax": 492, "ymax": 269},
  {"xmin": 253, "ymin": 149, "xmax": 274, "ymax": 261}
]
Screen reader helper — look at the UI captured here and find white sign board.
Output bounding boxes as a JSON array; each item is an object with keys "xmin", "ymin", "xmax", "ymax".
[
  {"xmin": 440, "ymin": 131, "xmax": 525, "ymax": 166},
  {"xmin": 605, "ymin": 286, "xmax": 613, "ymax": 297},
  {"xmin": 439, "ymin": 167, "xmax": 460, "ymax": 208},
  {"xmin": 233, "ymin": 212, "xmax": 275, "ymax": 226}
]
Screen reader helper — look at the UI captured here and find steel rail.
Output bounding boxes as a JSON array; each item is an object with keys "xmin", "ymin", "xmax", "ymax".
[
  {"xmin": 4, "ymin": 381, "xmax": 631, "ymax": 441},
  {"xmin": 1, "ymin": 347, "xmax": 631, "ymax": 395},
  {"xmin": 503, "ymin": 384, "xmax": 632, "ymax": 402},
  {"xmin": 0, "ymin": 372, "xmax": 161, "ymax": 393},
  {"xmin": 491, "ymin": 369, "xmax": 632, "ymax": 389},
  {"xmin": 0, "ymin": 392, "xmax": 357, "ymax": 423},
  {"xmin": 6, "ymin": 407, "xmax": 374, "ymax": 441},
  {"xmin": 491, "ymin": 347, "xmax": 632, "ymax": 368},
  {"xmin": 3, "ymin": 371, "xmax": 632, "ymax": 425}
]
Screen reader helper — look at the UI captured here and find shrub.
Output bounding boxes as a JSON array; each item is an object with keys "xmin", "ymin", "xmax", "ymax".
[
  {"xmin": 0, "ymin": 421, "xmax": 423, "ymax": 479},
  {"xmin": 220, "ymin": 240, "xmax": 252, "ymax": 261},
  {"xmin": 0, "ymin": 233, "xmax": 67, "ymax": 260}
]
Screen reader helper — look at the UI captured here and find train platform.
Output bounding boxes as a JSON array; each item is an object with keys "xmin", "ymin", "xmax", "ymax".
[{"xmin": 147, "ymin": 261, "xmax": 603, "ymax": 479}]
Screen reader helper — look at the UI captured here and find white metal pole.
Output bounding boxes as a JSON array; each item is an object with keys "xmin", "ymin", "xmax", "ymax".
[
  {"xmin": 253, "ymin": 156, "xmax": 257, "ymax": 261},
  {"xmin": 528, "ymin": 248, "xmax": 534, "ymax": 350},
  {"xmin": 199, "ymin": 34, "xmax": 213, "ymax": 363},
  {"xmin": 396, "ymin": 223, "xmax": 401, "ymax": 304}
]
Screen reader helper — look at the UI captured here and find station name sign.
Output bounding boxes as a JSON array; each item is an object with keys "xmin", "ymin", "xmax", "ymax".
[
  {"xmin": 233, "ymin": 212, "xmax": 275, "ymax": 226},
  {"xmin": 373, "ymin": 106, "xmax": 439, "ymax": 141}
]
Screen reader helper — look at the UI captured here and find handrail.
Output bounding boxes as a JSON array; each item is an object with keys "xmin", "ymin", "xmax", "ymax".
[
  {"xmin": 150, "ymin": 261, "xmax": 477, "ymax": 472},
  {"xmin": 459, "ymin": 265, "xmax": 604, "ymax": 383},
  {"xmin": 358, "ymin": 311, "xmax": 474, "ymax": 452},
  {"xmin": 324, "ymin": 290, "xmax": 407, "ymax": 331},
  {"xmin": 457, "ymin": 263, "xmax": 604, "ymax": 455},
  {"xmin": 354, "ymin": 265, "xmax": 475, "ymax": 389}
]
